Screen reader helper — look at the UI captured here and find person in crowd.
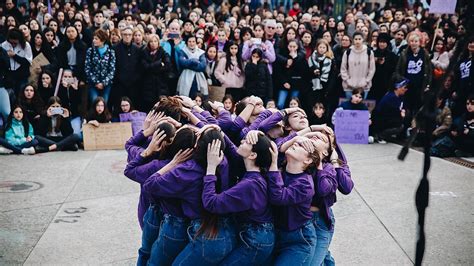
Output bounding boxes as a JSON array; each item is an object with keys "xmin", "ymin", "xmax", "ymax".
[
  {"xmin": 452, "ymin": 37, "xmax": 473, "ymax": 117},
  {"xmin": 451, "ymin": 95, "xmax": 474, "ymax": 157},
  {"xmin": 222, "ymin": 94, "xmax": 236, "ymax": 115},
  {"xmin": 301, "ymin": 30, "xmax": 314, "ymax": 60},
  {"xmin": 2, "ymin": 28, "xmax": 33, "ymax": 97},
  {"xmin": 214, "ymin": 41, "xmax": 245, "ymax": 102},
  {"xmin": 395, "ymin": 31, "xmax": 432, "ymax": 119},
  {"xmin": 204, "ymin": 45, "xmax": 222, "ymax": 95},
  {"xmin": 56, "ymin": 25, "xmax": 87, "ymax": 84},
  {"xmin": 390, "ymin": 29, "xmax": 407, "ymax": 56},
  {"xmin": 340, "ymin": 31, "xmax": 376, "ymax": 100},
  {"xmin": 308, "ymin": 102, "xmax": 330, "ymax": 126},
  {"xmin": 0, "ymin": 105, "xmax": 37, "ymax": 155},
  {"xmin": 176, "ymin": 35, "xmax": 208, "ymax": 99},
  {"xmin": 29, "ymin": 30, "xmax": 57, "ymax": 73},
  {"xmin": 0, "ymin": 47, "xmax": 11, "ymax": 123},
  {"xmin": 112, "ymin": 26, "xmax": 142, "ymax": 112},
  {"xmin": 37, "ymin": 70, "xmax": 56, "ymax": 103},
  {"xmin": 372, "ymin": 77, "xmax": 409, "ymax": 143},
  {"xmin": 118, "ymin": 97, "xmax": 136, "ymax": 115},
  {"xmin": 241, "ymin": 23, "xmax": 276, "ymax": 74},
  {"xmin": 85, "ymin": 29, "xmax": 116, "ymax": 105},
  {"xmin": 308, "ymin": 39, "xmax": 333, "ymax": 108},
  {"xmin": 275, "ymin": 39, "xmax": 309, "ymax": 109},
  {"xmin": 56, "ymin": 69, "xmax": 82, "ymax": 135},
  {"xmin": 289, "ymin": 97, "xmax": 301, "ymax": 108},
  {"xmin": 17, "ymin": 84, "xmax": 44, "ymax": 131},
  {"xmin": 43, "ymin": 28, "xmax": 59, "ymax": 50},
  {"xmin": 431, "ymin": 37, "xmax": 450, "ymax": 78},
  {"xmin": 369, "ymin": 32, "xmax": 398, "ymax": 103},
  {"xmin": 34, "ymin": 96, "xmax": 80, "ymax": 152},
  {"xmin": 141, "ymin": 34, "xmax": 171, "ymax": 112},
  {"xmin": 244, "ymin": 48, "xmax": 273, "ymax": 102},
  {"xmin": 85, "ymin": 96, "xmax": 112, "ymax": 127},
  {"xmin": 110, "ymin": 29, "xmax": 121, "ymax": 46}
]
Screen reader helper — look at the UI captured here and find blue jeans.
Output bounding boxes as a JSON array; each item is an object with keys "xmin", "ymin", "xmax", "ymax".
[
  {"xmin": 273, "ymin": 221, "xmax": 316, "ymax": 266},
  {"xmin": 345, "ymin": 90, "xmax": 368, "ymax": 100},
  {"xmin": 277, "ymin": 89, "xmax": 299, "ymax": 110},
  {"xmin": 311, "ymin": 209, "xmax": 335, "ymax": 266},
  {"xmin": 173, "ymin": 218, "xmax": 237, "ymax": 266},
  {"xmin": 282, "ymin": 0, "xmax": 293, "ymax": 12},
  {"xmin": 137, "ymin": 205, "xmax": 163, "ymax": 266},
  {"xmin": 89, "ymin": 84, "xmax": 112, "ymax": 105},
  {"xmin": 221, "ymin": 222, "xmax": 275, "ymax": 265},
  {"xmin": 0, "ymin": 87, "xmax": 11, "ymax": 124},
  {"xmin": 0, "ymin": 137, "xmax": 38, "ymax": 154},
  {"xmin": 148, "ymin": 214, "xmax": 189, "ymax": 266}
]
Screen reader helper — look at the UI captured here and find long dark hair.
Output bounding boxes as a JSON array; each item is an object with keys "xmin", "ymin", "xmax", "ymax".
[
  {"xmin": 17, "ymin": 85, "xmax": 44, "ymax": 113},
  {"xmin": 159, "ymin": 127, "xmax": 197, "ymax": 160},
  {"xmin": 87, "ymin": 97, "xmax": 112, "ymax": 122},
  {"xmin": 224, "ymin": 42, "xmax": 243, "ymax": 73},
  {"xmin": 46, "ymin": 96, "xmax": 64, "ymax": 133},
  {"xmin": 252, "ymin": 134, "xmax": 273, "ymax": 173},
  {"xmin": 194, "ymin": 128, "xmax": 226, "ymax": 239},
  {"xmin": 279, "ymin": 27, "xmax": 298, "ymax": 50},
  {"xmin": 5, "ymin": 105, "xmax": 31, "ymax": 137},
  {"xmin": 7, "ymin": 28, "xmax": 27, "ymax": 49}
]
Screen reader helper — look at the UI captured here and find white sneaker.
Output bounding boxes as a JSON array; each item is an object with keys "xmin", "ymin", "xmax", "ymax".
[
  {"xmin": 21, "ymin": 147, "xmax": 36, "ymax": 155},
  {"xmin": 378, "ymin": 139, "xmax": 387, "ymax": 144},
  {"xmin": 0, "ymin": 146, "xmax": 13, "ymax": 154},
  {"xmin": 368, "ymin": 136, "xmax": 375, "ymax": 144}
]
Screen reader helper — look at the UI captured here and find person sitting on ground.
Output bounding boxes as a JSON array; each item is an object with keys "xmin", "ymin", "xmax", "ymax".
[
  {"xmin": 86, "ymin": 96, "xmax": 112, "ymax": 127},
  {"xmin": 0, "ymin": 105, "xmax": 37, "ymax": 154},
  {"xmin": 308, "ymin": 102, "xmax": 330, "ymax": 126},
  {"xmin": 372, "ymin": 77, "xmax": 409, "ymax": 143},
  {"xmin": 34, "ymin": 96, "xmax": 80, "ymax": 152}
]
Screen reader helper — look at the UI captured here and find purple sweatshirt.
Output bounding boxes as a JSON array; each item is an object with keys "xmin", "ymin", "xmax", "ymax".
[
  {"xmin": 258, "ymin": 111, "xmax": 284, "ymax": 134},
  {"xmin": 267, "ymin": 171, "xmax": 314, "ymax": 231},
  {"xmin": 143, "ymin": 158, "xmax": 230, "ymax": 220},
  {"xmin": 230, "ymin": 110, "xmax": 274, "ymax": 140},
  {"xmin": 124, "ymin": 155, "xmax": 184, "ymax": 226},
  {"xmin": 124, "ymin": 130, "xmax": 148, "ymax": 162},
  {"xmin": 202, "ymin": 171, "xmax": 272, "ymax": 224}
]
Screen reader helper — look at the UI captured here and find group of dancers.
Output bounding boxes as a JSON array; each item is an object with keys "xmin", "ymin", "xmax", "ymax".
[{"xmin": 124, "ymin": 95, "xmax": 353, "ymax": 266}]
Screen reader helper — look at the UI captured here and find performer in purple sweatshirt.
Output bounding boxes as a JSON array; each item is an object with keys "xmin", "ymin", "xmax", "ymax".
[
  {"xmin": 124, "ymin": 125, "xmax": 196, "ymax": 266},
  {"xmin": 267, "ymin": 138, "xmax": 319, "ymax": 266},
  {"xmin": 309, "ymin": 131, "xmax": 354, "ymax": 265},
  {"xmin": 145, "ymin": 127, "xmax": 234, "ymax": 266},
  {"xmin": 202, "ymin": 130, "xmax": 275, "ymax": 265}
]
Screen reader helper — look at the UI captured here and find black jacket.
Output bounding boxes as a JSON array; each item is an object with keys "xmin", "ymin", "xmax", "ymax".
[
  {"xmin": 37, "ymin": 115, "xmax": 74, "ymax": 138},
  {"xmin": 113, "ymin": 42, "xmax": 142, "ymax": 88},
  {"xmin": 244, "ymin": 61, "xmax": 273, "ymax": 100},
  {"xmin": 141, "ymin": 47, "xmax": 171, "ymax": 99},
  {"xmin": 55, "ymin": 39, "xmax": 87, "ymax": 81}
]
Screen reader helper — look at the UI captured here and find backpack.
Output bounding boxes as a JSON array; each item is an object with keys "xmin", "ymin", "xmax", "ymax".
[{"xmin": 346, "ymin": 47, "xmax": 372, "ymax": 71}]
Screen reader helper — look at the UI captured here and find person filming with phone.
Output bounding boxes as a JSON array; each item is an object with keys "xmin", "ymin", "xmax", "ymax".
[{"xmin": 34, "ymin": 96, "xmax": 80, "ymax": 153}]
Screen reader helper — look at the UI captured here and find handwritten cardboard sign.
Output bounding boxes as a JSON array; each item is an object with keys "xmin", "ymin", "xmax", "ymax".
[
  {"xmin": 119, "ymin": 111, "xmax": 146, "ymax": 135},
  {"xmin": 429, "ymin": 0, "xmax": 457, "ymax": 14},
  {"xmin": 83, "ymin": 122, "xmax": 132, "ymax": 150},
  {"xmin": 334, "ymin": 110, "xmax": 369, "ymax": 144}
]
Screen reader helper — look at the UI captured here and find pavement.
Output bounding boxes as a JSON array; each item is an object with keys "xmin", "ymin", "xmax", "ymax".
[{"xmin": 0, "ymin": 143, "xmax": 473, "ymax": 265}]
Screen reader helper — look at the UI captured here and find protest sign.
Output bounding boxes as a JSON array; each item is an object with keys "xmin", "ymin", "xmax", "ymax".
[
  {"xmin": 334, "ymin": 110, "xmax": 370, "ymax": 144},
  {"xmin": 28, "ymin": 53, "xmax": 50, "ymax": 83},
  {"xmin": 429, "ymin": 0, "xmax": 457, "ymax": 14},
  {"xmin": 83, "ymin": 122, "xmax": 132, "ymax": 150},
  {"xmin": 119, "ymin": 111, "xmax": 147, "ymax": 135}
]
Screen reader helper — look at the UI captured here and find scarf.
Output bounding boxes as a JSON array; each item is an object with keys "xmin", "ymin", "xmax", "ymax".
[{"xmin": 177, "ymin": 46, "xmax": 208, "ymax": 96}]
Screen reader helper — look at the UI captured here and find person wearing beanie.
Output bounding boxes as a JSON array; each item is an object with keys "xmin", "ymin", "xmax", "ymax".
[
  {"xmin": 372, "ymin": 76, "xmax": 409, "ymax": 143},
  {"xmin": 369, "ymin": 32, "xmax": 398, "ymax": 103}
]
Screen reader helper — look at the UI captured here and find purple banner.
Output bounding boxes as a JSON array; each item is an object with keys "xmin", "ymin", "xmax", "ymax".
[
  {"xmin": 334, "ymin": 110, "xmax": 370, "ymax": 144},
  {"xmin": 119, "ymin": 112, "xmax": 147, "ymax": 135}
]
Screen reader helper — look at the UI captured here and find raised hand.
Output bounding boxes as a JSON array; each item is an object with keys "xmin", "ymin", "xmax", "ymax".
[{"xmin": 206, "ymin": 139, "xmax": 223, "ymax": 174}]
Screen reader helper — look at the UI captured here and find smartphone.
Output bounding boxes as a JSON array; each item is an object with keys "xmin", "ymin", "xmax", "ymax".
[
  {"xmin": 51, "ymin": 107, "xmax": 64, "ymax": 116},
  {"xmin": 251, "ymin": 38, "xmax": 262, "ymax": 45},
  {"xmin": 168, "ymin": 33, "xmax": 180, "ymax": 39}
]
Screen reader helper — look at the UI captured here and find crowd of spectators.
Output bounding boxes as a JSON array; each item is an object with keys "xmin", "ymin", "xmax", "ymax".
[{"xmin": 0, "ymin": 0, "xmax": 472, "ymax": 157}]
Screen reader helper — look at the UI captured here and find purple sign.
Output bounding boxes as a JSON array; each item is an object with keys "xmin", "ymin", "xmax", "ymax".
[
  {"xmin": 334, "ymin": 110, "xmax": 369, "ymax": 144},
  {"xmin": 119, "ymin": 112, "xmax": 146, "ymax": 135}
]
